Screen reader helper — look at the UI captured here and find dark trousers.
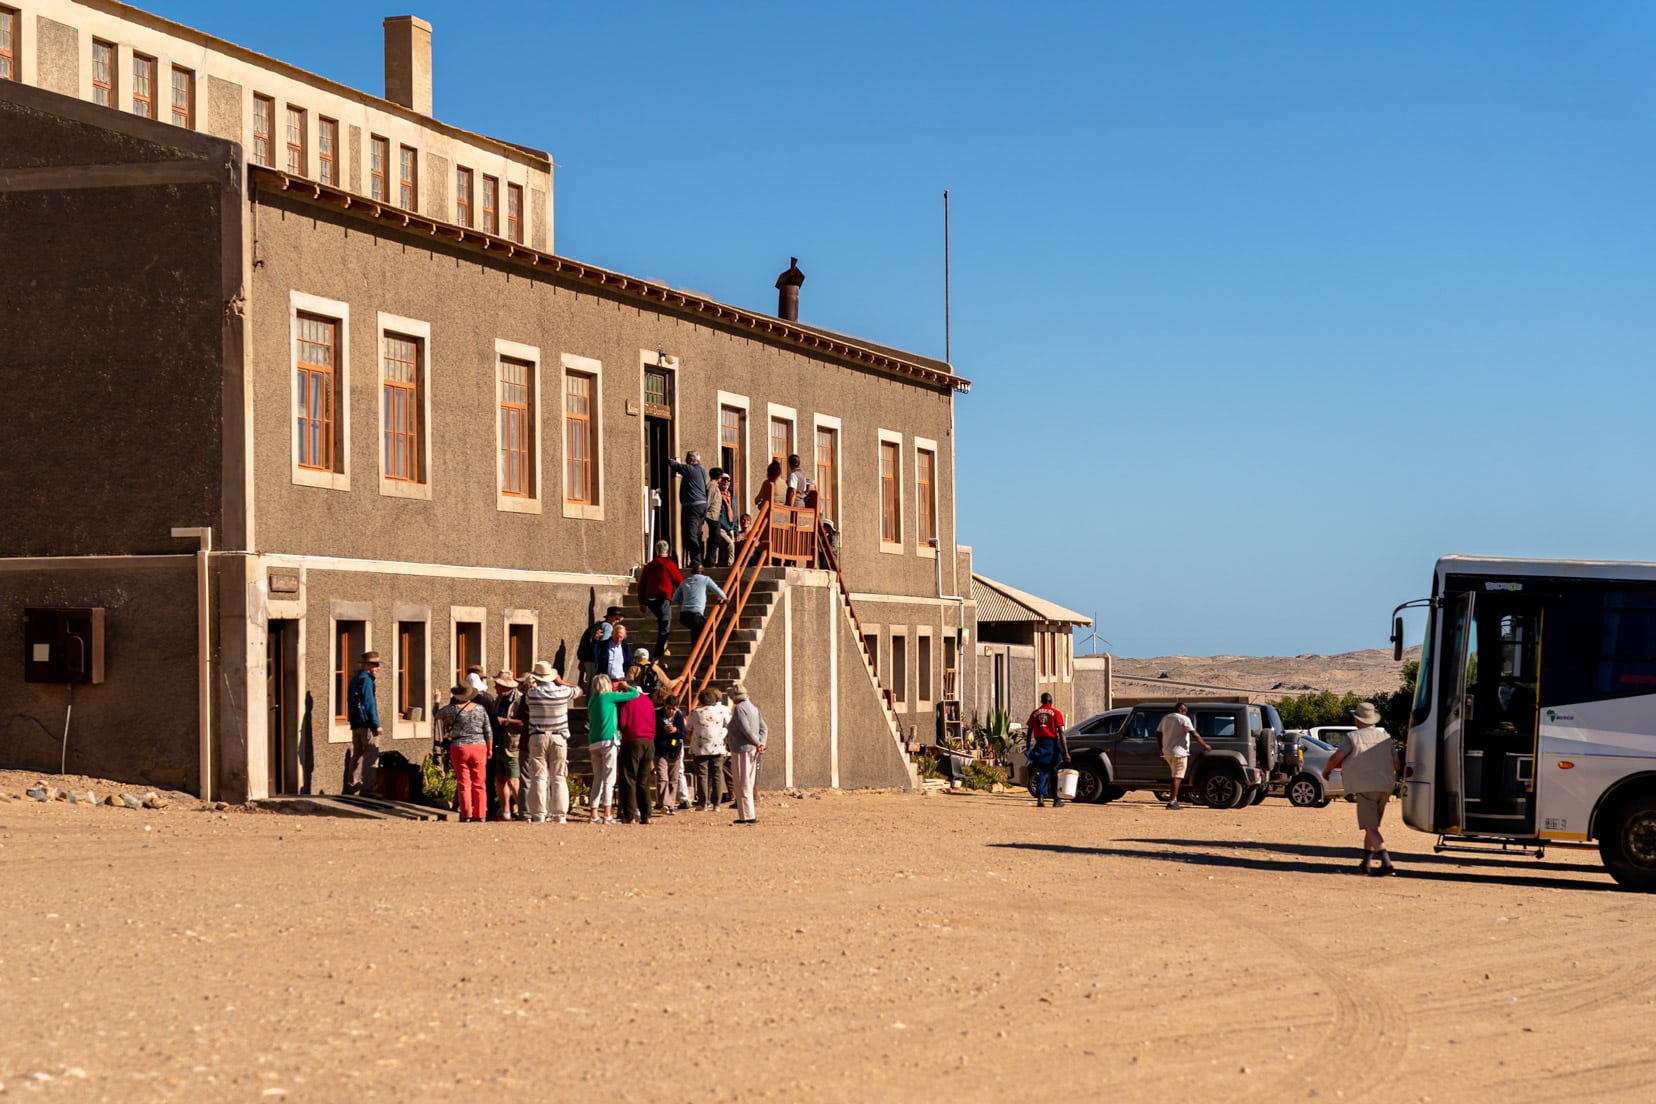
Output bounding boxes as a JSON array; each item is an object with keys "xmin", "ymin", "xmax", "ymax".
[
  {"xmin": 1029, "ymin": 739, "xmax": 1060, "ymax": 800},
  {"xmin": 682, "ymin": 608, "xmax": 708, "ymax": 643},
  {"xmin": 618, "ymin": 741, "xmax": 656, "ymax": 823},
  {"xmin": 691, "ymin": 753, "xmax": 725, "ymax": 808},
  {"xmin": 644, "ymin": 597, "xmax": 672, "ymax": 657},
  {"xmin": 681, "ymin": 502, "xmax": 708, "ymax": 565}
]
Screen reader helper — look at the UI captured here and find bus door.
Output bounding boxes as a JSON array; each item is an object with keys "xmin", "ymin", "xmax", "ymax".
[{"xmin": 1439, "ymin": 592, "xmax": 1476, "ymax": 832}]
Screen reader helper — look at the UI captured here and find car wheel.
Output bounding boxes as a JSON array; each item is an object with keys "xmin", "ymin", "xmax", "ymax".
[
  {"xmin": 1599, "ymin": 792, "xmax": 1656, "ymax": 892},
  {"xmin": 1287, "ymin": 773, "xmax": 1325, "ymax": 808},
  {"xmin": 1097, "ymin": 785, "xmax": 1125, "ymax": 805},
  {"xmin": 1197, "ymin": 770, "xmax": 1246, "ymax": 809},
  {"xmin": 1073, "ymin": 763, "xmax": 1108, "ymax": 804},
  {"xmin": 1247, "ymin": 785, "xmax": 1268, "ymax": 806}
]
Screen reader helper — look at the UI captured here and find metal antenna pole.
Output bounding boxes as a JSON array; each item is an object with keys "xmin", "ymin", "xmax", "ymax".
[{"xmin": 944, "ymin": 189, "xmax": 951, "ymax": 365}]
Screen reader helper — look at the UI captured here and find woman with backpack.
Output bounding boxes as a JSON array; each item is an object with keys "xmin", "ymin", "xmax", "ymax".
[{"xmin": 654, "ymin": 693, "xmax": 687, "ymax": 816}]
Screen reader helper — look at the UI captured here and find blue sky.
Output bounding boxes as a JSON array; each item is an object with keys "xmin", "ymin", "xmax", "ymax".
[{"xmin": 156, "ymin": 1, "xmax": 1656, "ymax": 657}]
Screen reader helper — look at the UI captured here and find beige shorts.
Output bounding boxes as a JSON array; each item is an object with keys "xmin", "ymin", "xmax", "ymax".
[
  {"xmin": 1354, "ymin": 792, "xmax": 1391, "ymax": 829},
  {"xmin": 1164, "ymin": 755, "xmax": 1188, "ymax": 780}
]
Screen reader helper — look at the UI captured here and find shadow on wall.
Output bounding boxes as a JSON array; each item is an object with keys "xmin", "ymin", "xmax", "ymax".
[{"xmin": 300, "ymin": 690, "xmax": 315, "ymax": 795}]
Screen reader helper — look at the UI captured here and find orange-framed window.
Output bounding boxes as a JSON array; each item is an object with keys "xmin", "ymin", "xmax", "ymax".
[
  {"xmin": 252, "ymin": 94, "xmax": 274, "ymax": 167},
  {"xmin": 317, "ymin": 118, "xmax": 337, "ymax": 185},
  {"xmin": 370, "ymin": 135, "xmax": 387, "ymax": 201},
  {"xmin": 506, "ymin": 183, "xmax": 523, "ymax": 243},
  {"xmin": 499, "ymin": 356, "xmax": 532, "ymax": 498},
  {"xmin": 91, "ymin": 40, "xmax": 114, "ymax": 107},
  {"xmin": 815, "ymin": 427, "xmax": 837, "ymax": 524},
  {"xmin": 0, "ymin": 8, "xmax": 16, "ymax": 82},
  {"xmin": 131, "ymin": 53, "xmax": 155, "ymax": 118},
  {"xmin": 398, "ymin": 145, "xmax": 417, "ymax": 209},
  {"xmin": 285, "ymin": 105, "xmax": 305, "ymax": 175},
  {"xmin": 719, "ymin": 405, "xmax": 745, "ymax": 509},
  {"xmin": 508, "ymin": 624, "xmax": 534, "ymax": 680},
  {"xmin": 769, "ymin": 417, "xmax": 793, "ymax": 503},
  {"xmin": 481, "ymin": 174, "xmax": 498, "ymax": 234},
  {"xmin": 455, "ymin": 167, "xmax": 472, "ymax": 227},
  {"xmin": 453, "ymin": 622, "xmax": 481, "ymax": 688},
  {"xmin": 295, "ymin": 313, "xmax": 339, "ymax": 472},
  {"xmin": 170, "ymin": 67, "xmax": 194, "ymax": 128},
  {"xmin": 564, "ymin": 372, "xmax": 594, "ymax": 504},
  {"xmin": 916, "ymin": 447, "xmax": 937, "ymax": 548},
  {"xmin": 395, "ymin": 621, "xmax": 426, "ymax": 720},
  {"xmin": 382, "ymin": 333, "xmax": 422, "ymax": 483},
  {"xmin": 880, "ymin": 440, "xmax": 901, "ymax": 544},
  {"xmin": 333, "ymin": 620, "xmax": 364, "ymax": 722}
]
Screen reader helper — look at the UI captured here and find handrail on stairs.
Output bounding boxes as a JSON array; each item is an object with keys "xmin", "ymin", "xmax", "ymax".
[{"xmin": 673, "ymin": 499, "xmax": 773, "ymax": 704}]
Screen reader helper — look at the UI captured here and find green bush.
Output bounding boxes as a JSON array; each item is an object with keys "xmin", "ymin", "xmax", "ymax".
[
  {"xmin": 963, "ymin": 761, "xmax": 1007, "ymax": 792},
  {"xmin": 418, "ymin": 753, "xmax": 456, "ymax": 809}
]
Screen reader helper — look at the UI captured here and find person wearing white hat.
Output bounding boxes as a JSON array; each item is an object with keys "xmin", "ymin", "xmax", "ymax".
[
  {"xmin": 1325, "ymin": 701, "xmax": 1401, "ymax": 876},
  {"xmin": 521, "ymin": 661, "xmax": 578, "ymax": 823}
]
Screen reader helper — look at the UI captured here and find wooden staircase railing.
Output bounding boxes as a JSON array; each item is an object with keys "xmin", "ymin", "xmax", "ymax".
[{"xmin": 674, "ymin": 499, "xmax": 774, "ymax": 705}]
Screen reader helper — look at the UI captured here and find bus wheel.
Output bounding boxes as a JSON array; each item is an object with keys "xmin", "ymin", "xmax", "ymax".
[{"xmin": 1600, "ymin": 794, "xmax": 1656, "ymax": 892}]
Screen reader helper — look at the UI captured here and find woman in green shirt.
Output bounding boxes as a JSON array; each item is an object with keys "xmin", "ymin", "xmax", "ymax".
[{"xmin": 586, "ymin": 674, "xmax": 641, "ymax": 824}]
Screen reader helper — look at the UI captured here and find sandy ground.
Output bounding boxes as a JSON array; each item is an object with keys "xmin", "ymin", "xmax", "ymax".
[{"xmin": 2, "ymin": 774, "xmax": 1653, "ymax": 1103}]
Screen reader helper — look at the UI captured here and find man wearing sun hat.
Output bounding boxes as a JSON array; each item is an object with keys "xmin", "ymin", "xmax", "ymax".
[
  {"xmin": 725, "ymin": 682, "xmax": 768, "ymax": 825},
  {"xmin": 1325, "ymin": 701, "xmax": 1402, "ymax": 876},
  {"xmin": 521, "ymin": 661, "xmax": 578, "ymax": 823},
  {"xmin": 344, "ymin": 650, "xmax": 384, "ymax": 796}
]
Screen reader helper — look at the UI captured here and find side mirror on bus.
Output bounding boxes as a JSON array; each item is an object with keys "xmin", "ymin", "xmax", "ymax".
[{"xmin": 1391, "ymin": 616, "xmax": 1404, "ymax": 662}]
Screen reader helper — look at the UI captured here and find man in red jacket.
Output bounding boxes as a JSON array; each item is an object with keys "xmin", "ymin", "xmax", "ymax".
[
  {"xmin": 1025, "ymin": 693, "xmax": 1069, "ymax": 808},
  {"xmin": 639, "ymin": 541, "xmax": 684, "ymax": 658}
]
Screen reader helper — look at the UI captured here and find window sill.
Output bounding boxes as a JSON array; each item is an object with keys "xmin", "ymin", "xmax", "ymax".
[
  {"xmin": 498, "ymin": 494, "xmax": 543, "ymax": 515},
  {"xmin": 379, "ymin": 477, "xmax": 433, "ymax": 500},
  {"xmin": 916, "ymin": 544, "xmax": 938, "ymax": 559},
  {"xmin": 563, "ymin": 500, "xmax": 604, "ymax": 521},
  {"xmin": 294, "ymin": 467, "xmax": 349, "ymax": 491},
  {"xmin": 879, "ymin": 541, "xmax": 905, "ymax": 556},
  {"xmin": 328, "ymin": 722, "xmax": 352, "ymax": 745}
]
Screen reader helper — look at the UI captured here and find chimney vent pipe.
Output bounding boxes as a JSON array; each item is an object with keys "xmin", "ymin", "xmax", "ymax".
[
  {"xmin": 775, "ymin": 257, "xmax": 805, "ymax": 322},
  {"xmin": 384, "ymin": 15, "xmax": 434, "ymax": 115}
]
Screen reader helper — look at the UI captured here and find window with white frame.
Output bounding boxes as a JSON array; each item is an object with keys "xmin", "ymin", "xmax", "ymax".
[
  {"xmin": 290, "ymin": 292, "xmax": 351, "ymax": 490},
  {"xmin": 377, "ymin": 314, "xmax": 432, "ymax": 499},
  {"xmin": 496, "ymin": 340, "xmax": 542, "ymax": 513}
]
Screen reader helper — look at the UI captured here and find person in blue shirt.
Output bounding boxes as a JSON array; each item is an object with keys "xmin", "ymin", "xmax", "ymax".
[
  {"xmin": 667, "ymin": 451, "xmax": 710, "ymax": 565},
  {"xmin": 345, "ymin": 650, "xmax": 383, "ymax": 795},
  {"xmin": 672, "ymin": 561, "xmax": 728, "ymax": 643}
]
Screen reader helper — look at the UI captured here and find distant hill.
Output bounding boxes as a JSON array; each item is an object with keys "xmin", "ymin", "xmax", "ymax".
[{"xmin": 1106, "ymin": 646, "xmax": 1422, "ymax": 700}]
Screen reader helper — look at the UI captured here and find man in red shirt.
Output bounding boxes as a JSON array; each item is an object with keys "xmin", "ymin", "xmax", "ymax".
[
  {"xmin": 1025, "ymin": 693, "xmax": 1069, "ymax": 808},
  {"xmin": 638, "ymin": 541, "xmax": 683, "ymax": 658}
]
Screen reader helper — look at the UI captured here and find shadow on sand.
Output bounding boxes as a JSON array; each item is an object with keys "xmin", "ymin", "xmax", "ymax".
[{"xmin": 988, "ymin": 837, "xmax": 1622, "ymax": 893}]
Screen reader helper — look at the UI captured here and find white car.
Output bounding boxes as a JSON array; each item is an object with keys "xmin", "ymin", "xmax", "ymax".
[{"xmin": 1279, "ymin": 730, "xmax": 1347, "ymax": 807}]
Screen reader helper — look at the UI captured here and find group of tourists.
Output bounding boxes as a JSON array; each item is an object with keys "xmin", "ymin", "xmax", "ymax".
[{"xmin": 346, "ymin": 647, "xmax": 768, "ymax": 826}]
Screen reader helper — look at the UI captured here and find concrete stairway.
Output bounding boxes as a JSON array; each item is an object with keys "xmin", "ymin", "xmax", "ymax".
[{"xmin": 618, "ymin": 566, "xmax": 788, "ymax": 689}]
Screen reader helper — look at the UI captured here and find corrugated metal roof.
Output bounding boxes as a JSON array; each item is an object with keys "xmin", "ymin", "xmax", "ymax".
[{"xmin": 972, "ymin": 573, "xmax": 1092, "ymax": 626}]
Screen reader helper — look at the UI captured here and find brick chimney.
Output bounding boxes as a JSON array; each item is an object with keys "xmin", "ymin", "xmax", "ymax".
[
  {"xmin": 383, "ymin": 16, "xmax": 433, "ymax": 115},
  {"xmin": 775, "ymin": 257, "xmax": 805, "ymax": 322}
]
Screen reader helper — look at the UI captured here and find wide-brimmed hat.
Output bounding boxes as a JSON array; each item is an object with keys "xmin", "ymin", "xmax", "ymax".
[
  {"xmin": 1351, "ymin": 702, "xmax": 1381, "ymax": 725},
  {"xmin": 493, "ymin": 668, "xmax": 518, "ymax": 689},
  {"xmin": 361, "ymin": 651, "xmax": 381, "ymax": 665},
  {"xmin": 605, "ymin": 606, "xmax": 625, "ymax": 619},
  {"xmin": 529, "ymin": 660, "xmax": 558, "ymax": 682},
  {"xmin": 449, "ymin": 685, "xmax": 476, "ymax": 703},
  {"xmin": 727, "ymin": 682, "xmax": 749, "ymax": 702}
]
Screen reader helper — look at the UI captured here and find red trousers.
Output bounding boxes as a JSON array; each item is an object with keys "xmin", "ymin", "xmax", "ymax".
[{"xmin": 449, "ymin": 742, "xmax": 488, "ymax": 821}]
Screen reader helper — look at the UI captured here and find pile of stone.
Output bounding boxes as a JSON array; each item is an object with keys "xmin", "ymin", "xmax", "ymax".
[{"xmin": 21, "ymin": 784, "xmax": 168, "ymax": 809}]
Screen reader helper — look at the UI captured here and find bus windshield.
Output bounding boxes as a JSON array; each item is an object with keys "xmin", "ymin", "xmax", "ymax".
[{"xmin": 1411, "ymin": 605, "xmax": 1435, "ymax": 727}]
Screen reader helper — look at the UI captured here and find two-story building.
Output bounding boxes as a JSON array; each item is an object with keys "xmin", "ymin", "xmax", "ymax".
[{"xmin": 0, "ymin": 0, "xmax": 976, "ymax": 801}]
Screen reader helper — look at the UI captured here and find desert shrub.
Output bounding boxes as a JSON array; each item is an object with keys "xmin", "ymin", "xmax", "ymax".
[{"xmin": 963, "ymin": 761, "xmax": 1007, "ymax": 792}]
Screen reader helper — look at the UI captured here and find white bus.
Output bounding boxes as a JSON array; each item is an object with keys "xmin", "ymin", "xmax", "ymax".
[{"xmin": 1392, "ymin": 556, "xmax": 1656, "ymax": 891}]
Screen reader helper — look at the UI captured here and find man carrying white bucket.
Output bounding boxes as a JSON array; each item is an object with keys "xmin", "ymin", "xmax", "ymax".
[{"xmin": 1024, "ymin": 693, "xmax": 1069, "ymax": 808}]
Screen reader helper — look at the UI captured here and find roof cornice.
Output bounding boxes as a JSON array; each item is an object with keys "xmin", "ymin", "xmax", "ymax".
[{"xmin": 249, "ymin": 166, "xmax": 969, "ymax": 395}]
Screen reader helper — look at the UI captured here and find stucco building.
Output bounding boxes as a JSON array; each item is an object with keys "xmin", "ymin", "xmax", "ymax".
[
  {"xmin": 971, "ymin": 572, "xmax": 1091, "ymax": 724},
  {"xmin": 0, "ymin": 1, "xmax": 975, "ymax": 800}
]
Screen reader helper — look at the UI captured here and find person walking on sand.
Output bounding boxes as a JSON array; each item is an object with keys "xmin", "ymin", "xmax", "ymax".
[
  {"xmin": 1325, "ymin": 701, "xmax": 1402, "ymax": 876},
  {"xmin": 1024, "ymin": 692, "xmax": 1069, "ymax": 808},
  {"xmin": 1157, "ymin": 702, "xmax": 1211, "ymax": 810},
  {"xmin": 344, "ymin": 650, "xmax": 383, "ymax": 796}
]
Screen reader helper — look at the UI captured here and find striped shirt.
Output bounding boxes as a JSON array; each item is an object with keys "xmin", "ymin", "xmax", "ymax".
[{"xmin": 523, "ymin": 681, "xmax": 578, "ymax": 734}]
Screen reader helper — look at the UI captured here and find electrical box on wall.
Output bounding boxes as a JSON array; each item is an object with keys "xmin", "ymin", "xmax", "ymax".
[{"xmin": 24, "ymin": 607, "xmax": 106, "ymax": 684}]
